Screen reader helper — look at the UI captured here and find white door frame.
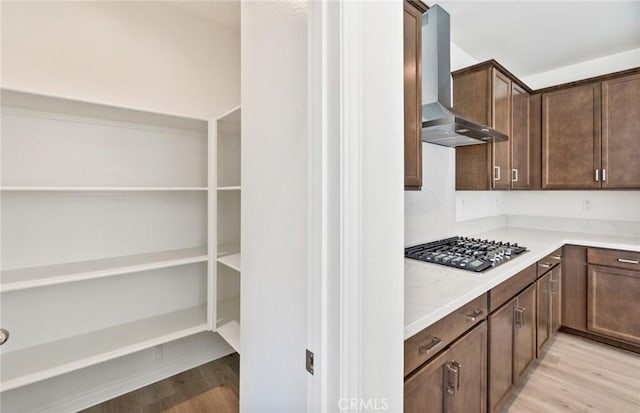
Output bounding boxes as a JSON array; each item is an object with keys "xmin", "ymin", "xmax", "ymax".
[{"xmin": 307, "ymin": 1, "xmax": 405, "ymax": 411}]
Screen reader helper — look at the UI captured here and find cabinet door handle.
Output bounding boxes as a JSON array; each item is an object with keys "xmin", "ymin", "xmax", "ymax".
[
  {"xmin": 494, "ymin": 166, "xmax": 501, "ymax": 181},
  {"xmin": 550, "ymin": 278, "xmax": 559, "ymax": 295},
  {"xmin": 446, "ymin": 361, "xmax": 461, "ymax": 395},
  {"xmin": 515, "ymin": 306, "xmax": 525, "ymax": 328},
  {"xmin": 602, "ymin": 168, "xmax": 607, "ymax": 182},
  {"xmin": 512, "ymin": 168, "xmax": 518, "ymax": 182},
  {"xmin": 595, "ymin": 169, "xmax": 599, "ymax": 182},
  {"xmin": 617, "ymin": 258, "xmax": 639, "ymax": 265},
  {"xmin": 418, "ymin": 336, "xmax": 442, "ymax": 354},
  {"xmin": 463, "ymin": 308, "xmax": 484, "ymax": 322}
]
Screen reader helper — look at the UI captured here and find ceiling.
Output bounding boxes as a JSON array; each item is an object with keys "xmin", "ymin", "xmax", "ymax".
[
  {"xmin": 163, "ymin": 1, "xmax": 639, "ymax": 77},
  {"xmin": 166, "ymin": 0, "xmax": 240, "ymax": 31},
  {"xmin": 437, "ymin": 0, "xmax": 640, "ymax": 77}
]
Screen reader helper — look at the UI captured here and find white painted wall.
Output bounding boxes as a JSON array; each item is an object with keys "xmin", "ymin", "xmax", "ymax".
[
  {"xmin": 405, "ymin": 43, "xmax": 479, "ymax": 244},
  {"xmin": 405, "ymin": 144, "xmax": 457, "ymax": 244},
  {"xmin": 0, "ymin": 1, "xmax": 240, "ymax": 119},
  {"xmin": 505, "ymin": 191, "xmax": 640, "ymax": 222},
  {"xmin": 0, "ymin": 2, "xmax": 239, "ymax": 411},
  {"xmin": 358, "ymin": 2, "xmax": 405, "ymax": 410},
  {"xmin": 240, "ymin": 1, "xmax": 308, "ymax": 411},
  {"xmin": 521, "ymin": 48, "xmax": 640, "ymax": 90}
]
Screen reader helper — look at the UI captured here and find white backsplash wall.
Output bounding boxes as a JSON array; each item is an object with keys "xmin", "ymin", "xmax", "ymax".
[
  {"xmin": 405, "ymin": 143, "xmax": 456, "ymax": 245},
  {"xmin": 456, "ymin": 191, "xmax": 505, "ymax": 221},
  {"xmin": 506, "ymin": 191, "xmax": 640, "ymax": 222}
]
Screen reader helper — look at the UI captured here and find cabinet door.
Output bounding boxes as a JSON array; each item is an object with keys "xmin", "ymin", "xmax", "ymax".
[
  {"xmin": 542, "ymin": 83, "xmax": 601, "ymax": 189},
  {"xmin": 488, "ymin": 298, "xmax": 515, "ymax": 413},
  {"xmin": 404, "ymin": 349, "xmax": 448, "ymax": 413},
  {"xmin": 562, "ymin": 246, "xmax": 588, "ymax": 332},
  {"xmin": 492, "ymin": 69, "xmax": 512, "ymax": 190},
  {"xmin": 403, "ymin": 0, "xmax": 427, "ymax": 190},
  {"xmin": 447, "ymin": 321, "xmax": 487, "ymax": 413},
  {"xmin": 514, "ymin": 284, "xmax": 536, "ymax": 381},
  {"xmin": 601, "ymin": 72, "xmax": 640, "ymax": 188},
  {"xmin": 536, "ymin": 271, "xmax": 551, "ymax": 356},
  {"xmin": 550, "ymin": 265, "xmax": 562, "ymax": 334},
  {"xmin": 454, "ymin": 67, "xmax": 493, "ymax": 191},
  {"xmin": 511, "ymin": 83, "xmax": 531, "ymax": 189},
  {"xmin": 587, "ymin": 265, "xmax": 640, "ymax": 345}
]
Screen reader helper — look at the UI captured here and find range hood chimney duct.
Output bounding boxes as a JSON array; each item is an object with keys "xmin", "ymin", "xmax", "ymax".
[{"xmin": 420, "ymin": 5, "xmax": 508, "ymax": 147}]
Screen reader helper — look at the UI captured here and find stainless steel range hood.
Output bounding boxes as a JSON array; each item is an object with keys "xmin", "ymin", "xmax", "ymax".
[{"xmin": 421, "ymin": 5, "xmax": 507, "ymax": 147}]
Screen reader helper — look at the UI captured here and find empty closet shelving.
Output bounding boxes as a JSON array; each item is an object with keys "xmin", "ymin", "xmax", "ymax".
[
  {"xmin": 212, "ymin": 106, "xmax": 241, "ymax": 354},
  {"xmin": 0, "ymin": 89, "xmax": 222, "ymax": 392}
]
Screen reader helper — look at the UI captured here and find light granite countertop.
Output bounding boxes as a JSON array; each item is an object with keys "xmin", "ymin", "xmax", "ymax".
[{"xmin": 404, "ymin": 227, "xmax": 640, "ymax": 339}]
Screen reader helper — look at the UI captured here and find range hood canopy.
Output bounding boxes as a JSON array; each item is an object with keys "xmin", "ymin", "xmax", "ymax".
[{"xmin": 421, "ymin": 5, "xmax": 508, "ymax": 147}]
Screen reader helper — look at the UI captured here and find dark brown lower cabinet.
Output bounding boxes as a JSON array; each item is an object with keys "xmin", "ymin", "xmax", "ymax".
[
  {"xmin": 536, "ymin": 265, "xmax": 561, "ymax": 356},
  {"xmin": 405, "ymin": 321, "xmax": 487, "ymax": 413},
  {"xmin": 536, "ymin": 271, "xmax": 550, "ymax": 353},
  {"xmin": 488, "ymin": 284, "xmax": 536, "ymax": 413},
  {"xmin": 513, "ymin": 284, "xmax": 536, "ymax": 381},
  {"xmin": 587, "ymin": 265, "xmax": 640, "ymax": 345},
  {"xmin": 562, "ymin": 245, "xmax": 588, "ymax": 332}
]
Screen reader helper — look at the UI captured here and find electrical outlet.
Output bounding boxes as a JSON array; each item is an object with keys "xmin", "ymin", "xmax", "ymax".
[
  {"xmin": 153, "ymin": 344, "xmax": 163, "ymax": 361},
  {"xmin": 582, "ymin": 200, "xmax": 592, "ymax": 212}
]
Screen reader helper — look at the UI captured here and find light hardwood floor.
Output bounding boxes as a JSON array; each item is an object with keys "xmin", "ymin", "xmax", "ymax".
[
  {"xmin": 81, "ymin": 353, "xmax": 239, "ymax": 413},
  {"xmin": 506, "ymin": 332, "xmax": 640, "ymax": 413},
  {"xmin": 83, "ymin": 333, "xmax": 639, "ymax": 413}
]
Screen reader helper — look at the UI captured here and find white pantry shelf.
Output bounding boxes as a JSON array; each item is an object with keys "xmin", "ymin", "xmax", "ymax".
[
  {"xmin": 217, "ymin": 296, "xmax": 240, "ymax": 353},
  {"xmin": 0, "ymin": 186, "xmax": 208, "ymax": 192},
  {"xmin": 0, "ymin": 247, "xmax": 208, "ymax": 293},
  {"xmin": 217, "ymin": 253, "xmax": 241, "ymax": 272},
  {"xmin": 0, "ymin": 305, "xmax": 208, "ymax": 392},
  {"xmin": 216, "ymin": 186, "xmax": 241, "ymax": 191}
]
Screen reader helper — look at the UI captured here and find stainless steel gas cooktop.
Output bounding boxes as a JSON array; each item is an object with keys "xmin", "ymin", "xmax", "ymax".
[{"xmin": 405, "ymin": 236, "xmax": 527, "ymax": 272}]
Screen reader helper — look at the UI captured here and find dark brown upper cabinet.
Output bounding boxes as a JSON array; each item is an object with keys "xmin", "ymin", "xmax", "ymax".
[
  {"xmin": 541, "ymin": 68, "xmax": 640, "ymax": 189},
  {"xmin": 542, "ymin": 83, "xmax": 602, "ymax": 189},
  {"xmin": 453, "ymin": 61, "xmax": 536, "ymax": 190},
  {"xmin": 601, "ymin": 72, "xmax": 640, "ymax": 188},
  {"xmin": 453, "ymin": 60, "xmax": 640, "ymax": 191},
  {"xmin": 403, "ymin": 0, "xmax": 428, "ymax": 190}
]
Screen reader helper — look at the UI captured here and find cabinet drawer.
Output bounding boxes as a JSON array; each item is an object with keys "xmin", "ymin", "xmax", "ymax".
[
  {"xmin": 404, "ymin": 294, "xmax": 488, "ymax": 376},
  {"xmin": 537, "ymin": 248, "xmax": 563, "ymax": 276},
  {"xmin": 489, "ymin": 264, "xmax": 536, "ymax": 312},
  {"xmin": 588, "ymin": 248, "xmax": 640, "ymax": 271}
]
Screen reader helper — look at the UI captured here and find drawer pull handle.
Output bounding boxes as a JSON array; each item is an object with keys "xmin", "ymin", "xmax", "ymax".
[
  {"xmin": 446, "ymin": 361, "xmax": 461, "ymax": 395},
  {"xmin": 549, "ymin": 255, "xmax": 562, "ymax": 260},
  {"xmin": 418, "ymin": 336, "xmax": 442, "ymax": 354},
  {"xmin": 539, "ymin": 262, "xmax": 553, "ymax": 268},
  {"xmin": 463, "ymin": 308, "xmax": 484, "ymax": 322},
  {"xmin": 617, "ymin": 258, "xmax": 639, "ymax": 265},
  {"xmin": 515, "ymin": 306, "xmax": 525, "ymax": 328}
]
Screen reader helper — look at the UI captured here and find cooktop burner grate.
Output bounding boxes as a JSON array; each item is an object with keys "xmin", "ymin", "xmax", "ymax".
[{"xmin": 405, "ymin": 236, "xmax": 527, "ymax": 272}]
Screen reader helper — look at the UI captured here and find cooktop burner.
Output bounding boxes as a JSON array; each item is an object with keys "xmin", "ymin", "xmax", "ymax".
[{"xmin": 405, "ymin": 236, "xmax": 527, "ymax": 272}]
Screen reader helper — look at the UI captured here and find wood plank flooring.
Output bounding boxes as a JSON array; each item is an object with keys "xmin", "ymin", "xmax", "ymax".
[
  {"xmin": 81, "ymin": 353, "xmax": 239, "ymax": 413},
  {"xmin": 506, "ymin": 332, "xmax": 640, "ymax": 413},
  {"xmin": 83, "ymin": 333, "xmax": 639, "ymax": 413}
]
